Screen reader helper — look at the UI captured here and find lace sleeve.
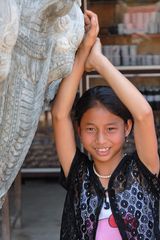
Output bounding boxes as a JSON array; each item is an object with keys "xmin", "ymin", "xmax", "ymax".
[{"xmin": 133, "ymin": 151, "xmax": 160, "ymax": 197}]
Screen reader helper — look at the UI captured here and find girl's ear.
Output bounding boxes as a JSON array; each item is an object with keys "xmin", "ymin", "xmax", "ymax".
[{"xmin": 125, "ymin": 119, "xmax": 133, "ymax": 137}]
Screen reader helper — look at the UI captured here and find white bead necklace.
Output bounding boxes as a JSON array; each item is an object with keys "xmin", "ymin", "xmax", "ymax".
[{"xmin": 93, "ymin": 164, "xmax": 111, "ymax": 179}]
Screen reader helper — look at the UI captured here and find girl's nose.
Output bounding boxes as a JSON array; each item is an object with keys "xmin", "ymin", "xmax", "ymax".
[{"xmin": 96, "ymin": 131, "xmax": 107, "ymax": 144}]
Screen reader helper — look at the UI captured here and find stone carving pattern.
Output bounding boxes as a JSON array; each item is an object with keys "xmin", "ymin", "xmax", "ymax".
[{"xmin": 0, "ymin": 0, "xmax": 84, "ymax": 207}]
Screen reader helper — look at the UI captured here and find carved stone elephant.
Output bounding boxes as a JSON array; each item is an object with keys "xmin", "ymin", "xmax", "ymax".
[{"xmin": 0, "ymin": 0, "xmax": 84, "ymax": 207}]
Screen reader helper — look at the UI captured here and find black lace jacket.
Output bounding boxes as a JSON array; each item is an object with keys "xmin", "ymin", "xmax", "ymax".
[{"xmin": 60, "ymin": 148, "xmax": 160, "ymax": 240}]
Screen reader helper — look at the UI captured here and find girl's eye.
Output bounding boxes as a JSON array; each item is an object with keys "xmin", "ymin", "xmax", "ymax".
[
  {"xmin": 86, "ymin": 127, "xmax": 96, "ymax": 133},
  {"xmin": 107, "ymin": 127, "xmax": 116, "ymax": 132}
]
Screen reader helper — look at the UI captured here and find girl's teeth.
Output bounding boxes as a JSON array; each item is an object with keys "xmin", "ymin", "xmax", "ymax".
[{"xmin": 96, "ymin": 147, "xmax": 109, "ymax": 151}]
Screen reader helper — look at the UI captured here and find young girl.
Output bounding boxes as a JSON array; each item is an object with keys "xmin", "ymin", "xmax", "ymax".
[{"xmin": 51, "ymin": 11, "xmax": 160, "ymax": 240}]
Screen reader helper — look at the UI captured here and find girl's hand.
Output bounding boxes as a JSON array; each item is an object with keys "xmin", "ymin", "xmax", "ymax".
[
  {"xmin": 79, "ymin": 10, "xmax": 99, "ymax": 52},
  {"xmin": 85, "ymin": 37, "xmax": 102, "ymax": 72}
]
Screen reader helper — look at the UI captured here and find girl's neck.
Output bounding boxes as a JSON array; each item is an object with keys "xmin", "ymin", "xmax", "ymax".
[
  {"xmin": 100, "ymin": 178, "xmax": 110, "ymax": 190},
  {"xmin": 93, "ymin": 152, "xmax": 125, "ymax": 178},
  {"xmin": 93, "ymin": 152, "xmax": 126, "ymax": 189}
]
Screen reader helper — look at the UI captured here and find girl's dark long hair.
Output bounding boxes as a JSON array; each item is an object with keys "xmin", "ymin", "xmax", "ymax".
[{"xmin": 74, "ymin": 86, "xmax": 133, "ymax": 126}]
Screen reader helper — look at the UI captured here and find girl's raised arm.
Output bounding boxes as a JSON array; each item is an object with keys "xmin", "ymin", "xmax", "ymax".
[
  {"xmin": 51, "ymin": 11, "xmax": 99, "ymax": 177},
  {"xmin": 85, "ymin": 39, "xmax": 159, "ymax": 176}
]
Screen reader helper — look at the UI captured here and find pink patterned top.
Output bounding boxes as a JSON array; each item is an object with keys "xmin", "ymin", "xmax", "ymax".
[{"xmin": 96, "ymin": 193, "xmax": 122, "ymax": 240}]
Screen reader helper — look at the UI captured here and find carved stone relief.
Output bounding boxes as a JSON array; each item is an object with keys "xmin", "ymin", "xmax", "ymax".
[{"xmin": 0, "ymin": 0, "xmax": 84, "ymax": 207}]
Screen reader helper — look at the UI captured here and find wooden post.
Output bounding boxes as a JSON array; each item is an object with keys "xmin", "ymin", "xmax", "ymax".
[
  {"xmin": 13, "ymin": 171, "xmax": 22, "ymax": 228},
  {"xmin": 82, "ymin": 0, "xmax": 87, "ymax": 12},
  {"xmin": 1, "ymin": 194, "xmax": 11, "ymax": 240}
]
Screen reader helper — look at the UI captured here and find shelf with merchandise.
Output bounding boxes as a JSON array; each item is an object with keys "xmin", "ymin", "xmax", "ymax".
[
  {"xmin": 86, "ymin": 0, "xmax": 160, "ymax": 67},
  {"xmin": 87, "ymin": 1, "xmax": 160, "ymax": 39},
  {"xmin": 102, "ymin": 44, "xmax": 160, "ymax": 67}
]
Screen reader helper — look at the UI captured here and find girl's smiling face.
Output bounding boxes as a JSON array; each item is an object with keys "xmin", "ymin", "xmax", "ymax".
[{"xmin": 78, "ymin": 104, "xmax": 132, "ymax": 165}]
